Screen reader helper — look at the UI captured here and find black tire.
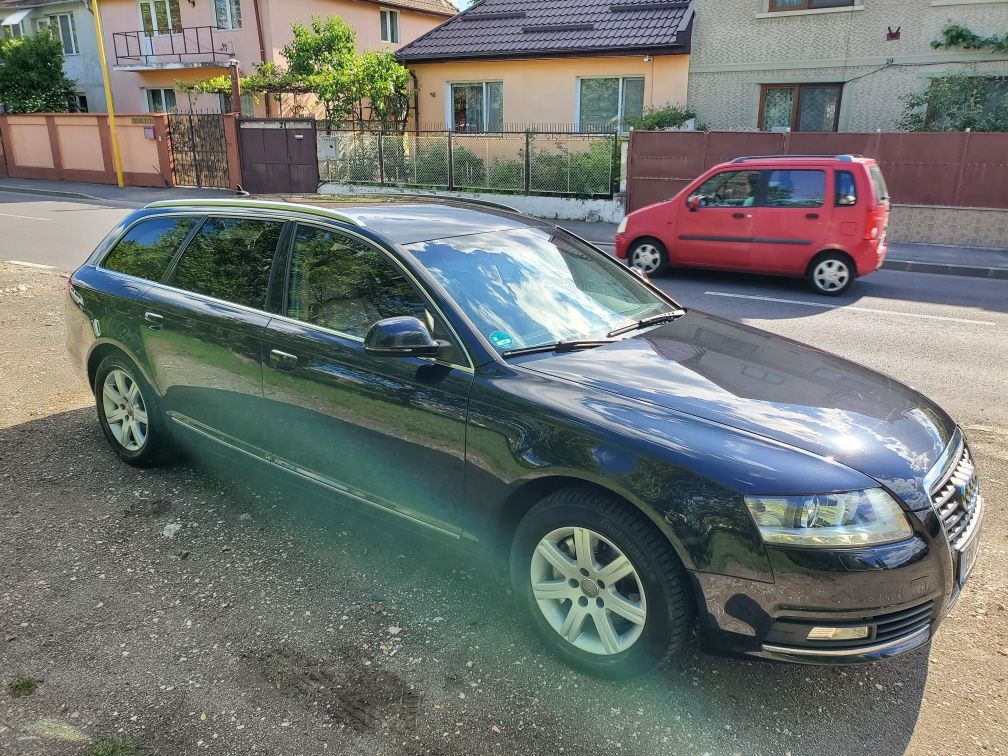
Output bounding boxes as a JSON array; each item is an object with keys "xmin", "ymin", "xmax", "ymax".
[
  {"xmin": 627, "ymin": 238, "xmax": 670, "ymax": 277},
  {"xmin": 94, "ymin": 354, "xmax": 172, "ymax": 467},
  {"xmin": 807, "ymin": 252, "xmax": 855, "ymax": 296},
  {"xmin": 510, "ymin": 485, "xmax": 693, "ymax": 679}
]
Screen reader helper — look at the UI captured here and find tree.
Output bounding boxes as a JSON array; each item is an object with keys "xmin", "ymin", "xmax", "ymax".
[
  {"xmin": 897, "ymin": 70, "xmax": 1008, "ymax": 132},
  {"xmin": 0, "ymin": 31, "xmax": 76, "ymax": 113},
  {"xmin": 177, "ymin": 16, "xmax": 414, "ymax": 129}
]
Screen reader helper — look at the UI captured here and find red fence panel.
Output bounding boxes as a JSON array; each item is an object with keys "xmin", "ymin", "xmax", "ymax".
[{"xmin": 626, "ymin": 129, "xmax": 1008, "ymax": 212}]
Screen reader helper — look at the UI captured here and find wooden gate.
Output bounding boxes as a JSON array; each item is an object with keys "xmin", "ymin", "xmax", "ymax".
[
  {"xmin": 238, "ymin": 119, "xmax": 319, "ymax": 194},
  {"xmin": 167, "ymin": 113, "xmax": 230, "ymax": 188}
]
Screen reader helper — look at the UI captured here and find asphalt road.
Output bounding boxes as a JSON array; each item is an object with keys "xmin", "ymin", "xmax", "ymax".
[
  {"xmin": 3, "ymin": 188, "xmax": 1007, "ymax": 428},
  {"xmin": 1, "ymin": 193, "xmax": 1007, "ymax": 755}
]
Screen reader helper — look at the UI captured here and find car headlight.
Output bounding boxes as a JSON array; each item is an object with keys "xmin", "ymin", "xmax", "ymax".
[
  {"xmin": 744, "ymin": 489, "xmax": 912, "ymax": 547},
  {"xmin": 616, "ymin": 216, "xmax": 628, "ymax": 235}
]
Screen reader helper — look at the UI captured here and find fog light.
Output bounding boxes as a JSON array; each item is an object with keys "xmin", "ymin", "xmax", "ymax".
[{"xmin": 807, "ymin": 625, "xmax": 869, "ymax": 641}]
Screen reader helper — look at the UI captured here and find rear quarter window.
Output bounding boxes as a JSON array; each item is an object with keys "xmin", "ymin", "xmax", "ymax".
[
  {"xmin": 868, "ymin": 164, "xmax": 890, "ymax": 205},
  {"xmin": 101, "ymin": 216, "xmax": 197, "ymax": 281}
]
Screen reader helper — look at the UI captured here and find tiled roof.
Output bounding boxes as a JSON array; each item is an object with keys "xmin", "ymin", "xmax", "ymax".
[
  {"xmin": 396, "ymin": 0, "xmax": 693, "ymax": 62},
  {"xmin": 361, "ymin": 0, "xmax": 458, "ymax": 18}
]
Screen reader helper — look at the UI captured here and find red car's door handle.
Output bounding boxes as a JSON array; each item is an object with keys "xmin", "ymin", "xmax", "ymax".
[
  {"xmin": 732, "ymin": 212, "xmax": 752, "ymax": 219},
  {"xmin": 806, "ymin": 213, "xmax": 820, "ymax": 219}
]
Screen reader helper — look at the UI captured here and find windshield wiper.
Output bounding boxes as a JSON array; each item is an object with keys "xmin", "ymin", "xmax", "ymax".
[
  {"xmin": 502, "ymin": 339, "xmax": 616, "ymax": 358},
  {"xmin": 606, "ymin": 310, "xmax": 685, "ymax": 338}
]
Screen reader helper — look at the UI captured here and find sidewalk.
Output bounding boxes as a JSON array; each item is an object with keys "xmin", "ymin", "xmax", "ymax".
[
  {"xmin": 0, "ymin": 177, "xmax": 237, "ymax": 205},
  {"xmin": 2, "ymin": 178, "xmax": 1005, "ymax": 279},
  {"xmin": 561, "ymin": 220, "xmax": 1008, "ymax": 280}
]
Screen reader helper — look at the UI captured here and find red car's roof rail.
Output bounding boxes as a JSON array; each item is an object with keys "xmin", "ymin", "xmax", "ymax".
[{"xmin": 730, "ymin": 154, "xmax": 862, "ymax": 163}]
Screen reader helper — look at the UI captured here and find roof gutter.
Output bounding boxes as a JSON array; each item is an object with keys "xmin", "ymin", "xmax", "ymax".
[{"xmin": 397, "ymin": 44, "xmax": 685, "ymax": 65}]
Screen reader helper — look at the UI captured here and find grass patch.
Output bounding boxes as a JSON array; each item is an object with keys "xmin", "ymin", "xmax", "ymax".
[
  {"xmin": 89, "ymin": 735, "xmax": 141, "ymax": 756},
  {"xmin": 7, "ymin": 674, "xmax": 39, "ymax": 697}
]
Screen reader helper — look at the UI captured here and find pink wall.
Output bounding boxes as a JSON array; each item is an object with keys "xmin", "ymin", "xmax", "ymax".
[
  {"xmin": 97, "ymin": 0, "xmax": 453, "ymax": 114},
  {"xmin": 260, "ymin": 0, "xmax": 452, "ymax": 60},
  {"xmin": 0, "ymin": 113, "xmax": 172, "ymax": 187}
]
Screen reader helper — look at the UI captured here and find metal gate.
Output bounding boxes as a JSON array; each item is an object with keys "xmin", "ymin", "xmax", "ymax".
[
  {"xmin": 167, "ymin": 113, "xmax": 230, "ymax": 188},
  {"xmin": 238, "ymin": 119, "xmax": 319, "ymax": 194}
]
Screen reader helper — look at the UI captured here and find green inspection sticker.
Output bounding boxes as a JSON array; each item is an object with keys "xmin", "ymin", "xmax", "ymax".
[{"xmin": 489, "ymin": 330, "xmax": 514, "ymax": 349}]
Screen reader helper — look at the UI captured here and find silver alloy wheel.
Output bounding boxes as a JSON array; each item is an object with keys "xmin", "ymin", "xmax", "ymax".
[
  {"xmin": 630, "ymin": 243, "xmax": 662, "ymax": 274},
  {"xmin": 530, "ymin": 526, "xmax": 647, "ymax": 656},
  {"xmin": 812, "ymin": 258, "xmax": 851, "ymax": 292},
  {"xmin": 101, "ymin": 369, "xmax": 149, "ymax": 452}
]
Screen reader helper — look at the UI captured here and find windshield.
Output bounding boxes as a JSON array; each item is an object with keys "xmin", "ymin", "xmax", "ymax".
[{"xmin": 407, "ymin": 227, "xmax": 676, "ymax": 352}]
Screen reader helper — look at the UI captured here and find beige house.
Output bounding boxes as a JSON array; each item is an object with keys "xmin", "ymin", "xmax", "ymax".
[
  {"xmin": 396, "ymin": 0, "xmax": 694, "ymax": 131},
  {"xmin": 687, "ymin": 0, "xmax": 1008, "ymax": 132}
]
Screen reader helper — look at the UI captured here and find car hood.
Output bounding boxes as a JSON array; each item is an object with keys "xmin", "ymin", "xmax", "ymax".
[{"xmin": 520, "ymin": 310, "xmax": 954, "ymax": 509}]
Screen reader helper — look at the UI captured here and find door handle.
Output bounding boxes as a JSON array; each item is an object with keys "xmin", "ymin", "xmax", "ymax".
[
  {"xmin": 806, "ymin": 213, "xmax": 820, "ymax": 219},
  {"xmin": 143, "ymin": 311, "xmax": 163, "ymax": 330},
  {"xmin": 732, "ymin": 212, "xmax": 752, "ymax": 219},
  {"xmin": 269, "ymin": 349, "xmax": 298, "ymax": 371}
]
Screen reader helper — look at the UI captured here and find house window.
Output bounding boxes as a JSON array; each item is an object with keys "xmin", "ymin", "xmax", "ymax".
[
  {"xmin": 219, "ymin": 92, "xmax": 254, "ymax": 116},
  {"xmin": 70, "ymin": 93, "xmax": 89, "ymax": 113},
  {"xmin": 139, "ymin": 0, "xmax": 182, "ymax": 36},
  {"xmin": 450, "ymin": 82, "xmax": 503, "ymax": 132},
  {"xmin": 759, "ymin": 83, "xmax": 842, "ymax": 131},
  {"xmin": 146, "ymin": 87, "xmax": 177, "ymax": 113},
  {"xmin": 214, "ymin": 0, "xmax": 242, "ymax": 30},
  {"xmin": 768, "ymin": 0, "xmax": 854, "ymax": 11},
  {"xmin": 380, "ymin": 9, "xmax": 399, "ymax": 43},
  {"xmin": 577, "ymin": 77, "xmax": 644, "ymax": 132},
  {"xmin": 1, "ymin": 11, "xmax": 25, "ymax": 39},
  {"xmin": 36, "ymin": 14, "xmax": 79, "ymax": 56}
]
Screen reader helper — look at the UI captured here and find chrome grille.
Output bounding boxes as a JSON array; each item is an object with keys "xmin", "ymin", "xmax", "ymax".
[{"xmin": 930, "ymin": 442, "xmax": 982, "ymax": 550}]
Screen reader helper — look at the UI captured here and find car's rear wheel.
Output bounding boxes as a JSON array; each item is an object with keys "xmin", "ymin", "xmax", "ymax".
[
  {"xmin": 510, "ymin": 485, "xmax": 692, "ymax": 678},
  {"xmin": 628, "ymin": 238, "xmax": 669, "ymax": 276},
  {"xmin": 94, "ymin": 354, "xmax": 171, "ymax": 467},
  {"xmin": 808, "ymin": 253, "xmax": 855, "ymax": 296}
]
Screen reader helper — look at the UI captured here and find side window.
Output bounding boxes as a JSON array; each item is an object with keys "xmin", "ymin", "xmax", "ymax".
[
  {"xmin": 101, "ymin": 216, "xmax": 196, "ymax": 281},
  {"xmin": 693, "ymin": 171, "xmax": 761, "ymax": 208},
  {"xmin": 835, "ymin": 170, "xmax": 857, "ymax": 206},
  {"xmin": 287, "ymin": 225, "xmax": 429, "ymax": 338},
  {"xmin": 170, "ymin": 216, "xmax": 283, "ymax": 309},
  {"xmin": 765, "ymin": 169, "xmax": 826, "ymax": 208}
]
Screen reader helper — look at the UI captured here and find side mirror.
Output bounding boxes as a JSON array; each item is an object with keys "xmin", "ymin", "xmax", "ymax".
[
  {"xmin": 630, "ymin": 265, "xmax": 649, "ymax": 280},
  {"xmin": 686, "ymin": 195, "xmax": 701, "ymax": 212},
  {"xmin": 364, "ymin": 316, "xmax": 445, "ymax": 357}
]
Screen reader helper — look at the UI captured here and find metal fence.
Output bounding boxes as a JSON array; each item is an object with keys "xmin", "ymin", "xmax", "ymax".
[
  {"xmin": 318, "ymin": 129, "xmax": 619, "ymax": 198},
  {"xmin": 626, "ymin": 129, "xmax": 1008, "ymax": 212}
]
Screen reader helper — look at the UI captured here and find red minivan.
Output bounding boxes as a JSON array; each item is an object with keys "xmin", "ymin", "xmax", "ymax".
[{"xmin": 615, "ymin": 155, "xmax": 891, "ymax": 295}]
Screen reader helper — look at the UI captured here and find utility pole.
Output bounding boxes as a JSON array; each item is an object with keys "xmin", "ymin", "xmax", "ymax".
[{"xmin": 91, "ymin": 0, "xmax": 124, "ymax": 187}]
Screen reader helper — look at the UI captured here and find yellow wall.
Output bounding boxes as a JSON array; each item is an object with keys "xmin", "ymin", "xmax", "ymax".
[{"xmin": 408, "ymin": 55, "xmax": 690, "ymax": 127}]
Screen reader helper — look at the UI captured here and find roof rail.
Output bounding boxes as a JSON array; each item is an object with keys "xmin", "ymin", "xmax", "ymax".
[
  {"xmin": 730, "ymin": 154, "xmax": 861, "ymax": 163},
  {"xmin": 144, "ymin": 198, "xmax": 364, "ymax": 226}
]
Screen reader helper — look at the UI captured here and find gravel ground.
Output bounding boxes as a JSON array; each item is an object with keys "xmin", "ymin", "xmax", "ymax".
[{"xmin": 1, "ymin": 261, "xmax": 1006, "ymax": 756}]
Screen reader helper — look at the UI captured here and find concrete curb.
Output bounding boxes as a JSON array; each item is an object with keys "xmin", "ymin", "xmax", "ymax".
[
  {"xmin": 0, "ymin": 184, "xmax": 104, "ymax": 201},
  {"xmin": 882, "ymin": 259, "xmax": 1008, "ymax": 280}
]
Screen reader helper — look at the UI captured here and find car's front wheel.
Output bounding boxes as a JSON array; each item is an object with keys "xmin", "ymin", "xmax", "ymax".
[
  {"xmin": 94, "ymin": 354, "xmax": 172, "ymax": 467},
  {"xmin": 627, "ymin": 238, "xmax": 669, "ymax": 276},
  {"xmin": 510, "ymin": 486, "xmax": 692, "ymax": 678}
]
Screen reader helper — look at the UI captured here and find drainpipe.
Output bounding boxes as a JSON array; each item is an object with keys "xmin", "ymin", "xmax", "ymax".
[
  {"xmin": 409, "ymin": 70, "xmax": 419, "ymax": 134},
  {"xmin": 251, "ymin": 0, "xmax": 270, "ymax": 116}
]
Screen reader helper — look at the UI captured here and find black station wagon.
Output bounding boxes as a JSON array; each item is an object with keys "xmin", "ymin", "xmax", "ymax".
[{"xmin": 65, "ymin": 199, "xmax": 984, "ymax": 677}]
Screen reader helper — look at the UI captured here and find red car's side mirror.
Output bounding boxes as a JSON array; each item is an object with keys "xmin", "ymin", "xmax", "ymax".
[{"xmin": 686, "ymin": 195, "xmax": 701, "ymax": 212}]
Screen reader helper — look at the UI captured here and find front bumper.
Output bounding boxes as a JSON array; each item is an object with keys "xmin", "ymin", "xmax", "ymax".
[{"xmin": 692, "ymin": 491, "xmax": 983, "ymax": 664}]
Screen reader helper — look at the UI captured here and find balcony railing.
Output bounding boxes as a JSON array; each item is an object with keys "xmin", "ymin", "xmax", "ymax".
[{"xmin": 112, "ymin": 26, "xmax": 234, "ymax": 68}]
